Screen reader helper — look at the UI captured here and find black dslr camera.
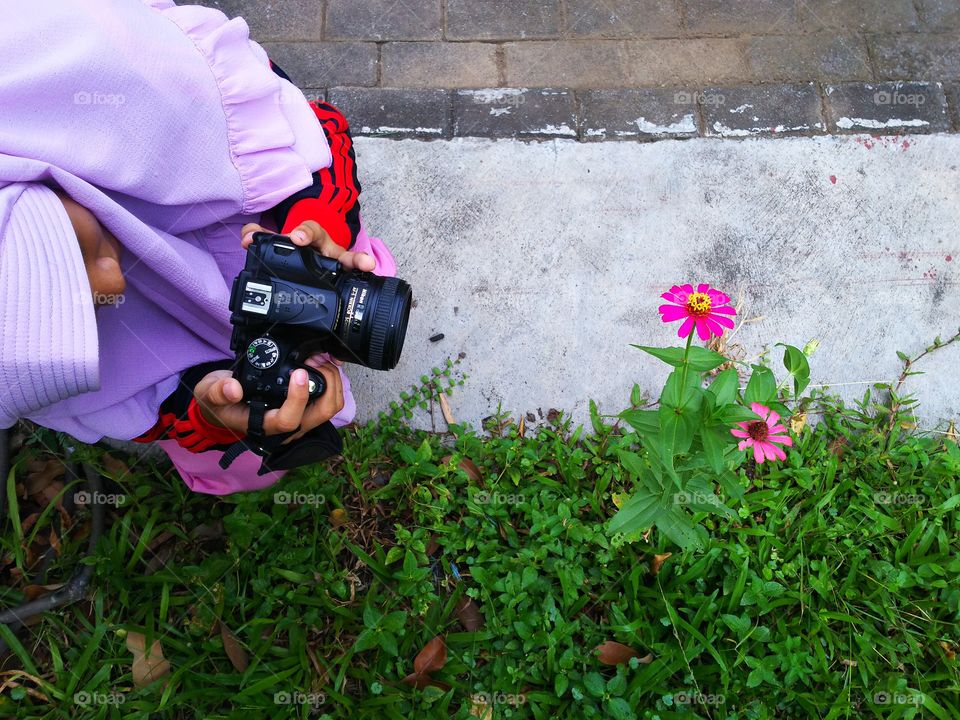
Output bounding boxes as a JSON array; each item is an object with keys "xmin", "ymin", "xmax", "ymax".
[{"xmin": 228, "ymin": 232, "xmax": 413, "ymax": 409}]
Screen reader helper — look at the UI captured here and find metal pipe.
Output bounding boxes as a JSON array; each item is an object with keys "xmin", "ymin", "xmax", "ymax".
[{"xmin": 0, "ymin": 463, "xmax": 105, "ymax": 654}]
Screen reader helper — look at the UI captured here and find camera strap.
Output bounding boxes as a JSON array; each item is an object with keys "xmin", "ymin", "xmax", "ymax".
[{"xmin": 218, "ymin": 400, "xmax": 270, "ymax": 470}]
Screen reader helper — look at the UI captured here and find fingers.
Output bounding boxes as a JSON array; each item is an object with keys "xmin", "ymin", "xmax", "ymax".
[
  {"xmin": 265, "ymin": 368, "xmax": 310, "ymax": 434},
  {"xmin": 204, "ymin": 377, "xmax": 244, "ymax": 407},
  {"xmin": 240, "ymin": 222, "xmax": 267, "ymax": 249},
  {"xmin": 288, "ymin": 221, "xmax": 376, "ymax": 272},
  {"xmin": 283, "ymin": 364, "xmax": 345, "ymax": 443}
]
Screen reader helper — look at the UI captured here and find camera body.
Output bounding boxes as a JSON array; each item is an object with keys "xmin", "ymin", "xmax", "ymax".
[{"xmin": 228, "ymin": 232, "xmax": 412, "ymax": 409}]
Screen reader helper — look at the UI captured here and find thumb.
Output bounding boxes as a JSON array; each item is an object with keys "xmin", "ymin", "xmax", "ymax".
[{"xmin": 202, "ymin": 377, "xmax": 244, "ymax": 407}]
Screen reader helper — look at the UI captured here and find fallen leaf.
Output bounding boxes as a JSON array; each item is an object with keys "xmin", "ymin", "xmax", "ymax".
[
  {"xmin": 940, "ymin": 641, "xmax": 956, "ymax": 660},
  {"xmin": 126, "ymin": 632, "xmax": 171, "ymax": 688},
  {"xmin": 828, "ymin": 437, "xmax": 847, "ymax": 457},
  {"xmin": 650, "ymin": 552, "xmax": 672, "ymax": 575},
  {"xmin": 470, "ymin": 695, "xmax": 493, "ymax": 719},
  {"xmin": 438, "ymin": 392, "xmax": 456, "ymax": 425},
  {"xmin": 518, "ymin": 415, "xmax": 525, "ymax": 439},
  {"xmin": 413, "ymin": 636, "xmax": 447, "ymax": 675},
  {"xmin": 945, "ymin": 421, "xmax": 957, "ymax": 444},
  {"xmin": 23, "ymin": 583, "xmax": 64, "ymax": 601},
  {"xmin": 596, "ymin": 641, "xmax": 652, "ymax": 666},
  {"xmin": 789, "ymin": 411, "xmax": 807, "ymax": 435},
  {"xmin": 48, "ymin": 527, "xmax": 61, "ymax": 556},
  {"xmin": 329, "ymin": 508, "xmax": 349, "ymax": 528},
  {"xmin": 101, "ymin": 453, "xmax": 130, "ymax": 478},
  {"xmin": 25, "ymin": 459, "xmax": 65, "ymax": 499},
  {"xmin": 455, "ymin": 596, "xmax": 484, "ymax": 631},
  {"xmin": 219, "ymin": 621, "xmax": 250, "ymax": 672}
]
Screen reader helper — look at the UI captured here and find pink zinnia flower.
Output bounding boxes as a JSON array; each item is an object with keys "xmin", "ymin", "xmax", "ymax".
[
  {"xmin": 731, "ymin": 403, "xmax": 793, "ymax": 463},
  {"xmin": 658, "ymin": 284, "xmax": 736, "ymax": 340}
]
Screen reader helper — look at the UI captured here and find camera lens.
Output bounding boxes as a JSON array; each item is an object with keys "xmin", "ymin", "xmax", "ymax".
[{"xmin": 336, "ymin": 274, "xmax": 412, "ymax": 370}]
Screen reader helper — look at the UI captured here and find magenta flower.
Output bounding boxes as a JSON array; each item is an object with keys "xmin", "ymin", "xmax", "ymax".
[
  {"xmin": 658, "ymin": 283, "xmax": 736, "ymax": 340},
  {"xmin": 731, "ymin": 403, "xmax": 793, "ymax": 463}
]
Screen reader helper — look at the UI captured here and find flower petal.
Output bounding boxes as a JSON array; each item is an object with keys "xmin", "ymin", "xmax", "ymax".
[
  {"xmin": 707, "ymin": 289, "xmax": 731, "ymax": 305},
  {"xmin": 704, "ymin": 316, "xmax": 727, "ymax": 337},
  {"xmin": 765, "ymin": 410, "xmax": 781, "ymax": 426},
  {"xmin": 738, "ymin": 439, "xmax": 753, "ymax": 451},
  {"xmin": 711, "ymin": 305, "xmax": 737, "ymax": 315},
  {"xmin": 753, "ymin": 443, "xmax": 765, "ymax": 463},
  {"xmin": 762, "ymin": 442, "xmax": 781, "ymax": 462},
  {"xmin": 770, "ymin": 443, "xmax": 787, "ymax": 461},
  {"xmin": 658, "ymin": 304, "xmax": 689, "ymax": 322},
  {"xmin": 678, "ymin": 316, "xmax": 695, "ymax": 339},
  {"xmin": 695, "ymin": 317, "xmax": 712, "ymax": 341},
  {"xmin": 730, "ymin": 428, "xmax": 750, "ymax": 438},
  {"xmin": 697, "ymin": 282, "xmax": 710, "ymax": 293},
  {"xmin": 709, "ymin": 312, "xmax": 736, "ymax": 329},
  {"xmin": 769, "ymin": 424, "xmax": 788, "ymax": 434},
  {"xmin": 768, "ymin": 435, "xmax": 793, "ymax": 447},
  {"xmin": 750, "ymin": 402, "xmax": 770, "ymax": 418}
]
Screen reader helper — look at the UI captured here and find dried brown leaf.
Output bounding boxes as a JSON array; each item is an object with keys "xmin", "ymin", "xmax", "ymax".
[
  {"xmin": 329, "ymin": 508, "xmax": 349, "ymax": 528},
  {"xmin": 518, "ymin": 415, "xmax": 525, "ymax": 439},
  {"xmin": 650, "ymin": 552, "xmax": 672, "ymax": 575},
  {"xmin": 413, "ymin": 636, "xmax": 447, "ymax": 675},
  {"xmin": 219, "ymin": 621, "xmax": 250, "ymax": 672},
  {"xmin": 458, "ymin": 458, "xmax": 482, "ymax": 482},
  {"xmin": 126, "ymin": 632, "xmax": 172, "ymax": 688},
  {"xmin": 455, "ymin": 596, "xmax": 484, "ymax": 631},
  {"xmin": 438, "ymin": 392, "xmax": 456, "ymax": 426},
  {"xmin": 23, "ymin": 583, "xmax": 64, "ymax": 601},
  {"xmin": 596, "ymin": 641, "xmax": 652, "ymax": 666}
]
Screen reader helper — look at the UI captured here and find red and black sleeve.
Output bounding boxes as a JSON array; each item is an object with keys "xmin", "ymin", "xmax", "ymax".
[{"xmin": 269, "ymin": 100, "xmax": 363, "ymax": 250}]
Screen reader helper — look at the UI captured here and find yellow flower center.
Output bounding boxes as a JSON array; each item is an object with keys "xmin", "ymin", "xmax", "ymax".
[{"xmin": 686, "ymin": 292, "xmax": 712, "ymax": 316}]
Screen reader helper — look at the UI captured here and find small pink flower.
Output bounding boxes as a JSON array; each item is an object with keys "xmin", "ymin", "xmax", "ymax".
[
  {"xmin": 731, "ymin": 402, "xmax": 793, "ymax": 463},
  {"xmin": 658, "ymin": 283, "xmax": 736, "ymax": 340}
]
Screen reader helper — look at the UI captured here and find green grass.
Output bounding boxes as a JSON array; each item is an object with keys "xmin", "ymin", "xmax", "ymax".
[{"xmin": 1, "ymin": 376, "xmax": 959, "ymax": 719}]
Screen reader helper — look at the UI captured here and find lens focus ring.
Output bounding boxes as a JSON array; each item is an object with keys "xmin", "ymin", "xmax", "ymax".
[{"xmin": 367, "ymin": 277, "xmax": 401, "ymax": 370}]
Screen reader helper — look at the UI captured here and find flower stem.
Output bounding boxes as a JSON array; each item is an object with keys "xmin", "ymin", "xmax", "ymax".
[{"xmin": 678, "ymin": 331, "xmax": 694, "ymax": 391}]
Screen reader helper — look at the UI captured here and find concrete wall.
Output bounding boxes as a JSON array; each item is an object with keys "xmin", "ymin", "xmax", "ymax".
[{"xmin": 348, "ymin": 133, "xmax": 959, "ymax": 433}]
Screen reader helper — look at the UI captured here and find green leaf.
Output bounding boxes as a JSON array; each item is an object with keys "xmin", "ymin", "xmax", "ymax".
[
  {"xmin": 744, "ymin": 365, "xmax": 776, "ymax": 405},
  {"xmin": 363, "ymin": 605, "xmax": 382, "ymax": 629},
  {"xmin": 777, "ymin": 343, "xmax": 811, "ymax": 397},
  {"xmin": 707, "ymin": 368, "xmax": 740, "ymax": 406},
  {"xmin": 701, "ymin": 425, "xmax": 731, "ymax": 474},
  {"xmin": 379, "ymin": 631, "xmax": 398, "ymax": 656},
  {"xmin": 583, "ymin": 672, "xmax": 606, "ymax": 698},
  {"xmin": 633, "ymin": 345, "xmax": 727, "ymax": 372},
  {"xmin": 608, "ymin": 697, "xmax": 634, "ymax": 719},
  {"xmin": 620, "ymin": 408, "xmax": 658, "ymax": 436},
  {"xmin": 719, "ymin": 404, "xmax": 762, "ymax": 424},
  {"xmin": 618, "ymin": 451, "xmax": 648, "ymax": 479},
  {"xmin": 659, "ymin": 404, "xmax": 699, "ymax": 460},
  {"xmin": 353, "ymin": 629, "xmax": 379, "ymax": 652},
  {"xmin": 609, "ymin": 488, "xmax": 661, "ymax": 535},
  {"xmin": 655, "ymin": 507, "xmax": 702, "ymax": 549}
]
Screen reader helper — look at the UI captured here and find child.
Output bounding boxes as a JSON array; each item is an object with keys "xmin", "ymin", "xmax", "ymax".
[{"xmin": 0, "ymin": 0, "xmax": 396, "ymax": 494}]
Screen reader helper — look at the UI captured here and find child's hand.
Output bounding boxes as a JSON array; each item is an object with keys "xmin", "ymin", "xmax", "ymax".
[
  {"xmin": 193, "ymin": 364, "xmax": 344, "ymax": 442},
  {"xmin": 240, "ymin": 221, "xmax": 376, "ymax": 272}
]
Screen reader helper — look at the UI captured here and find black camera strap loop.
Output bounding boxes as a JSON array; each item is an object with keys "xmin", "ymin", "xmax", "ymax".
[{"xmin": 218, "ymin": 400, "xmax": 271, "ymax": 471}]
